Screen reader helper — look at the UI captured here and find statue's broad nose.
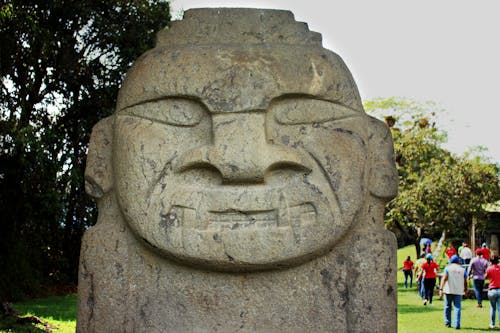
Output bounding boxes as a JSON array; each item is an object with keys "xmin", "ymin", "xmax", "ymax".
[{"xmin": 174, "ymin": 112, "xmax": 311, "ymax": 183}]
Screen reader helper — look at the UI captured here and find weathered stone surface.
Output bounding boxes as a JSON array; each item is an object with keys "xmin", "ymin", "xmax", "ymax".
[{"xmin": 77, "ymin": 8, "xmax": 398, "ymax": 332}]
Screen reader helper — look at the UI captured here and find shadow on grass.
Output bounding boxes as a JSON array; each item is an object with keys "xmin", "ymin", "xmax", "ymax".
[
  {"xmin": 459, "ymin": 329, "xmax": 497, "ymax": 332},
  {"xmin": 14, "ymin": 294, "xmax": 77, "ymax": 322},
  {"xmin": 399, "ymin": 303, "xmax": 442, "ymax": 314},
  {"xmin": 398, "ymin": 287, "xmax": 420, "ymax": 293},
  {"xmin": 0, "ymin": 316, "xmax": 49, "ymax": 333},
  {"xmin": 397, "ymin": 282, "xmax": 421, "ymax": 293}
]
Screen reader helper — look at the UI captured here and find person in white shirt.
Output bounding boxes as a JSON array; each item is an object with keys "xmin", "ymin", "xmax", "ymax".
[
  {"xmin": 460, "ymin": 243, "xmax": 473, "ymax": 264},
  {"xmin": 439, "ymin": 255, "xmax": 468, "ymax": 329}
]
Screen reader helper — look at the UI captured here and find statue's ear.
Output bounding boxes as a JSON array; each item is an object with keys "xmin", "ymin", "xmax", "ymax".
[
  {"xmin": 85, "ymin": 116, "xmax": 114, "ymax": 198},
  {"xmin": 367, "ymin": 116, "xmax": 398, "ymax": 200}
]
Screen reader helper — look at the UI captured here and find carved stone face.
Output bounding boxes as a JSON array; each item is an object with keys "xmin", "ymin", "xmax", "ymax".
[{"xmin": 109, "ymin": 43, "xmax": 372, "ymax": 271}]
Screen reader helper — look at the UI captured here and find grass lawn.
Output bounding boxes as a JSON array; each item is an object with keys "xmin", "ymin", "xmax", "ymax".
[
  {"xmin": 397, "ymin": 245, "xmax": 494, "ymax": 332},
  {"xmin": 4, "ymin": 245, "xmax": 496, "ymax": 332},
  {"xmin": 2, "ymin": 294, "xmax": 76, "ymax": 333}
]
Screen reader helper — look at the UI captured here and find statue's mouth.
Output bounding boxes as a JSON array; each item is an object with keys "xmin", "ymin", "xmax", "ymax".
[
  {"xmin": 118, "ymin": 176, "xmax": 355, "ymax": 270},
  {"xmin": 160, "ymin": 202, "xmax": 316, "ymax": 231},
  {"xmin": 130, "ymin": 177, "xmax": 346, "ymax": 271}
]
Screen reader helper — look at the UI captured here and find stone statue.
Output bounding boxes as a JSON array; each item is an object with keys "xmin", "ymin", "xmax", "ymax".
[{"xmin": 77, "ymin": 8, "xmax": 398, "ymax": 332}]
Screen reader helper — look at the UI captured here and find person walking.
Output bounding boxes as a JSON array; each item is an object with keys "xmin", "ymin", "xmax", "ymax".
[
  {"xmin": 482, "ymin": 243, "xmax": 491, "ymax": 260},
  {"xmin": 415, "ymin": 253, "xmax": 427, "ymax": 298},
  {"xmin": 402, "ymin": 256, "xmax": 414, "ymax": 288},
  {"xmin": 460, "ymin": 243, "xmax": 473, "ymax": 265},
  {"xmin": 485, "ymin": 255, "xmax": 500, "ymax": 329},
  {"xmin": 445, "ymin": 243, "xmax": 457, "ymax": 258},
  {"xmin": 458, "ymin": 242, "xmax": 465, "ymax": 254},
  {"xmin": 468, "ymin": 248, "xmax": 489, "ymax": 308},
  {"xmin": 439, "ymin": 255, "xmax": 468, "ymax": 329},
  {"xmin": 419, "ymin": 254, "xmax": 439, "ymax": 306}
]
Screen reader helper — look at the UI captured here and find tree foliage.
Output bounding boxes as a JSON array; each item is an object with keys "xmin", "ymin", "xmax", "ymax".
[
  {"xmin": 0, "ymin": 0, "xmax": 171, "ymax": 301},
  {"xmin": 365, "ymin": 97, "xmax": 500, "ymax": 251}
]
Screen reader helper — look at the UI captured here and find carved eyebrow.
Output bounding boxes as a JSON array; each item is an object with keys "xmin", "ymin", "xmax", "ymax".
[
  {"xmin": 119, "ymin": 98, "xmax": 207, "ymax": 127},
  {"xmin": 118, "ymin": 95, "xmax": 209, "ymax": 111},
  {"xmin": 271, "ymin": 98, "xmax": 362, "ymax": 125}
]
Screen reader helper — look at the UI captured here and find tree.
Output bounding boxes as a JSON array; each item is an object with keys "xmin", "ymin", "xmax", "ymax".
[
  {"xmin": 364, "ymin": 97, "xmax": 500, "ymax": 255},
  {"xmin": 0, "ymin": 0, "xmax": 171, "ymax": 301}
]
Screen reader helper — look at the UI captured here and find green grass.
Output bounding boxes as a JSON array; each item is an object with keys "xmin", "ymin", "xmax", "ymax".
[
  {"xmin": 2, "ymin": 294, "xmax": 76, "ymax": 333},
  {"xmin": 4, "ymin": 246, "xmax": 496, "ymax": 332},
  {"xmin": 397, "ymin": 245, "xmax": 494, "ymax": 332}
]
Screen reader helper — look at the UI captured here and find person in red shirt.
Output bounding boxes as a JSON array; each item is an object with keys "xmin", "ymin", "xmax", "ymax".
[
  {"xmin": 402, "ymin": 256, "xmax": 415, "ymax": 288},
  {"xmin": 418, "ymin": 254, "xmax": 439, "ymax": 306},
  {"xmin": 445, "ymin": 244, "xmax": 457, "ymax": 258},
  {"xmin": 482, "ymin": 243, "xmax": 491, "ymax": 260},
  {"xmin": 486, "ymin": 255, "xmax": 500, "ymax": 329}
]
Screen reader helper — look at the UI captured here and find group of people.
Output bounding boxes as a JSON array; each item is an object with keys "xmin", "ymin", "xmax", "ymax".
[
  {"xmin": 402, "ymin": 242, "xmax": 500, "ymax": 330},
  {"xmin": 402, "ymin": 253, "xmax": 439, "ymax": 305},
  {"xmin": 467, "ymin": 245, "xmax": 500, "ymax": 330},
  {"xmin": 445, "ymin": 242, "xmax": 490, "ymax": 264}
]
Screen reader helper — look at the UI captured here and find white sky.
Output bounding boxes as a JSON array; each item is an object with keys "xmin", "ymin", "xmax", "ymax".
[{"xmin": 170, "ymin": 0, "xmax": 500, "ymax": 164}]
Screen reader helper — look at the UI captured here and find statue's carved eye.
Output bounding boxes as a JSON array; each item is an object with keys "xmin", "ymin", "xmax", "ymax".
[
  {"xmin": 272, "ymin": 99, "xmax": 360, "ymax": 125},
  {"xmin": 122, "ymin": 98, "xmax": 205, "ymax": 126}
]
